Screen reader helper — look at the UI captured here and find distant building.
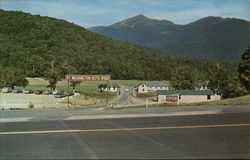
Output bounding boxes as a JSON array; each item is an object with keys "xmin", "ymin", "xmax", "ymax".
[
  {"xmin": 195, "ymin": 81, "xmax": 209, "ymax": 90},
  {"xmin": 1, "ymin": 87, "xmax": 12, "ymax": 93},
  {"xmin": 99, "ymin": 83, "xmax": 120, "ymax": 92},
  {"xmin": 156, "ymin": 90, "xmax": 221, "ymax": 103},
  {"xmin": 136, "ymin": 83, "xmax": 170, "ymax": 93}
]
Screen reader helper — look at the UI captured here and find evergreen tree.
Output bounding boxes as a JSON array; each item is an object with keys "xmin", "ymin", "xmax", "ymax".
[
  {"xmin": 43, "ymin": 68, "xmax": 62, "ymax": 90},
  {"xmin": 208, "ymin": 67, "xmax": 247, "ymax": 98},
  {"xmin": 238, "ymin": 49, "xmax": 250, "ymax": 92},
  {"xmin": 70, "ymin": 81, "xmax": 81, "ymax": 91},
  {"xmin": 170, "ymin": 66, "xmax": 201, "ymax": 90},
  {"xmin": 0, "ymin": 67, "xmax": 28, "ymax": 88}
]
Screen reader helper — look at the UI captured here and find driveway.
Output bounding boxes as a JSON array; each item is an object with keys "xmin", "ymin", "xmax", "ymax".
[{"xmin": 110, "ymin": 85, "xmax": 133, "ymax": 106}]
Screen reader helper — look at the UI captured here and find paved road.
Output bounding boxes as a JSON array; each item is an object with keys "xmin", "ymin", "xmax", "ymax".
[
  {"xmin": 111, "ymin": 85, "xmax": 132, "ymax": 105},
  {"xmin": 0, "ymin": 112, "xmax": 249, "ymax": 159},
  {"xmin": 75, "ymin": 84, "xmax": 133, "ymax": 108},
  {"xmin": 0, "ymin": 103, "xmax": 249, "ymax": 121}
]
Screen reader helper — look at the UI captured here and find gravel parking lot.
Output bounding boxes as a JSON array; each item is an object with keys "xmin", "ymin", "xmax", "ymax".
[{"xmin": 0, "ymin": 93, "xmax": 67, "ymax": 109}]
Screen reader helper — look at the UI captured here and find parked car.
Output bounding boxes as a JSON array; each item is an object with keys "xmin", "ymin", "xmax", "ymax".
[
  {"xmin": 12, "ymin": 89, "xmax": 23, "ymax": 93},
  {"xmin": 2, "ymin": 87, "xmax": 13, "ymax": 93},
  {"xmin": 23, "ymin": 89, "xmax": 34, "ymax": 94},
  {"xmin": 53, "ymin": 90, "xmax": 62, "ymax": 95},
  {"xmin": 34, "ymin": 90, "xmax": 43, "ymax": 94},
  {"xmin": 152, "ymin": 97, "xmax": 158, "ymax": 102},
  {"xmin": 54, "ymin": 91, "xmax": 66, "ymax": 98},
  {"xmin": 63, "ymin": 91, "xmax": 74, "ymax": 96},
  {"xmin": 44, "ymin": 90, "xmax": 53, "ymax": 95}
]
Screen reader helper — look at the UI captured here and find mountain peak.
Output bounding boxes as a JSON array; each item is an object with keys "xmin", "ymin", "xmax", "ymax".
[
  {"xmin": 132, "ymin": 14, "xmax": 148, "ymax": 20},
  {"xmin": 134, "ymin": 14, "xmax": 146, "ymax": 17},
  {"xmin": 189, "ymin": 16, "xmax": 227, "ymax": 25},
  {"xmin": 111, "ymin": 14, "xmax": 174, "ymax": 28}
]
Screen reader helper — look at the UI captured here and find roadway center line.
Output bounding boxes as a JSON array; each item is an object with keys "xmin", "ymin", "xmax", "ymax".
[{"xmin": 0, "ymin": 123, "xmax": 249, "ymax": 135}]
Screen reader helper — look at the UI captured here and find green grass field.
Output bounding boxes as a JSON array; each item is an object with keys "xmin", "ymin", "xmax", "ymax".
[
  {"xmin": 111, "ymin": 80, "xmax": 169, "ymax": 87},
  {"xmin": 135, "ymin": 92, "xmax": 157, "ymax": 98},
  {"xmin": 19, "ymin": 78, "xmax": 164, "ymax": 106},
  {"xmin": 24, "ymin": 78, "xmax": 167, "ymax": 94},
  {"xmin": 23, "ymin": 78, "xmax": 116, "ymax": 99}
]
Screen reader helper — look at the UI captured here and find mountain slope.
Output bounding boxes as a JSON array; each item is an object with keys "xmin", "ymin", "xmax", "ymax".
[
  {"xmin": 0, "ymin": 10, "xmax": 234, "ymax": 81},
  {"xmin": 89, "ymin": 14, "xmax": 181, "ymax": 49},
  {"xmin": 89, "ymin": 15, "xmax": 249, "ymax": 62}
]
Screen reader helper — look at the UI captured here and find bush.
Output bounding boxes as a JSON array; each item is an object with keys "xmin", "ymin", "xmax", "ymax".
[{"xmin": 28, "ymin": 102, "xmax": 34, "ymax": 109}]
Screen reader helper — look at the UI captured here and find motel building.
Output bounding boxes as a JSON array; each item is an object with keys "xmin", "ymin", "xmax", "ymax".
[
  {"xmin": 100, "ymin": 83, "xmax": 120, "ymax": 92},
  {"xmin": 136, "ymin": 83, "xmax": 170, "ymax": 93},
  {"xmin": 156, "ymin": 90, "xmax": 221, "ymax": 103}
]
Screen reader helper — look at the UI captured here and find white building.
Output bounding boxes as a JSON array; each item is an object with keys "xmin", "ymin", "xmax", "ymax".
[
  {"xmin": 195, "ymin": 81, "xmax": 209, "ymax": 90},
  {"xmin": 2, "ymin": 87, "xmax": 12, "ymax": 93},
  {"xmin": 136, "ymin": 83, "xmax": 170, "ymax": 93},
  {"xmin": 100, "ymin": 83, "xmax": 120, "ymax": 92},
  {"xmin": 157, "ymin": 90, "xmax": 221, "ymax": 103}
]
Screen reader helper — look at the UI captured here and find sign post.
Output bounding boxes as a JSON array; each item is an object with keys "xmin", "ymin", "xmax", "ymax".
[
  {"xmin": 67, "ymin": 79, "xmax": 70, "ymax": 108},
  {"xmin": 65, "ymin": 74, "xmax": 111, "ymax": 108},
  {"xmin": 107, "ymin": 80, "xmax": 109, "ymax": 107}
]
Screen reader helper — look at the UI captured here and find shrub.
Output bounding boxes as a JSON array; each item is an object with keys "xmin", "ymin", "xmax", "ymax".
[{"xmin": 28, "ymin": 102, "xmax": 34, "ymax": 109}]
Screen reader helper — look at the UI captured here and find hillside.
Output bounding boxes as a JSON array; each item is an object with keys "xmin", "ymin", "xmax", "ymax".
[
  {"xmin": 0, "ymin": 10, "xmax": 235, "ymax": 81},
  {"xmin": 89, "ymin": 14, "xmax": 249, "ymax": 62}
]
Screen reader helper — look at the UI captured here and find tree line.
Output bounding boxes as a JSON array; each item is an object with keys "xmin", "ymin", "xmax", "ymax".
[{"xmin": 170, "ymin": 49, "xmax": 249, "ymax": 98}]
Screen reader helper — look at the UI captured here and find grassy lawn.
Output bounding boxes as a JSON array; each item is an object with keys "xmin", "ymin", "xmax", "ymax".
[
  {"xmin": 12, "ymin": 78, "xmax": 169, "ymax": 107},
  {"xmin": 24, "ymin": 78, "xmax": 168, "ymax": 93},
  {"xmin": 106, "ymin": 102, "xmax": 178, "ymax": 110},
  {"xmin": 20, "ymin": 78, "xmax": 117, "ymax": 106},
  {"xmin": 135, "ymin": 92, "xmax": 157, "ymax": 98},
  {"xmin": 111, "ymin": 80, "xmax": 169, "ymax": 87}
]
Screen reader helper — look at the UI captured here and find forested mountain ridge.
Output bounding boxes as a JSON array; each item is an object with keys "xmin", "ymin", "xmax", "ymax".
[
  {"xmin": 89, "ymin": 14, "xmax": 249, "ymax": 62},
  {"xmin": 0, "ymin": 9, "xmax": 236, "ymax": 81}
]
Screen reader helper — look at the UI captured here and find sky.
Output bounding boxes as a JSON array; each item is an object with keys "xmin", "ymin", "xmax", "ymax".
[{"xmin": 0, "ymin": 0, "xmax": 249, "ymax": 28}]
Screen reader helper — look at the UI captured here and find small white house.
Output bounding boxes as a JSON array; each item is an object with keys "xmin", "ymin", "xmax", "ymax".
[
  {"xmin": 157, "ymin": 90, "xmax": 221, "ymax": 103},
  {"xmin": 195, "ymin": 81, "xmax": 209, "ymax": 90},
  {"xmin": 99, "ymin": 83, "xmax": 120, "ymax": 92},
  {"xmin": 2, "ymin": 87, "xmax": 12, "ymax": 93},
  {"xmin": 136, "ymin": 83, "xmax": 170, "ymax": 93}
]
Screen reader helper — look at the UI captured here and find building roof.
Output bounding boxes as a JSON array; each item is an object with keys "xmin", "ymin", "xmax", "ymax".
[
  {"xmin": 107, "ymin": 83, "xmax": 120, "ymax": 88},
  {"xmin": 156, "ymin": 90, "xmax": 215, "ymax": 95},
  {"xmin": 136, "ymin": 82, "xmax": 169, "ymax": 88},
  {"xmin": 147, "ymin": 83, "xmax": 169, "ymax": 87}
]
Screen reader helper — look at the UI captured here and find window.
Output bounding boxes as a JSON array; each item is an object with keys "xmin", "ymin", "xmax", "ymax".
[
  {"xmin": 142, "ymin": 89, "xmax": 144, "ymax": 91},
  {"xmin": 207, "ymin": 95, "xmax": 211, "ymax": 100},
  {"xmin": 179, "ymin": 95, "xmax": 181, "ymax": 100},
  {"xmin": 142, "ymin": 84, "xmax": 144, "ymax": 87}
]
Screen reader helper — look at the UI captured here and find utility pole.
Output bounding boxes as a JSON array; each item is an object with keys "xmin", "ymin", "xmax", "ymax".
[
  {"xmin": 67, "ymin": 79, "xmax": 70, "ymax": 108},
  {"xmin": 216, "ymin": 63, "xmax": 220, "ymax": 95},
  {"xmin": 106, "ymin": 80, "xmax": 109, "ymax": 107}
]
